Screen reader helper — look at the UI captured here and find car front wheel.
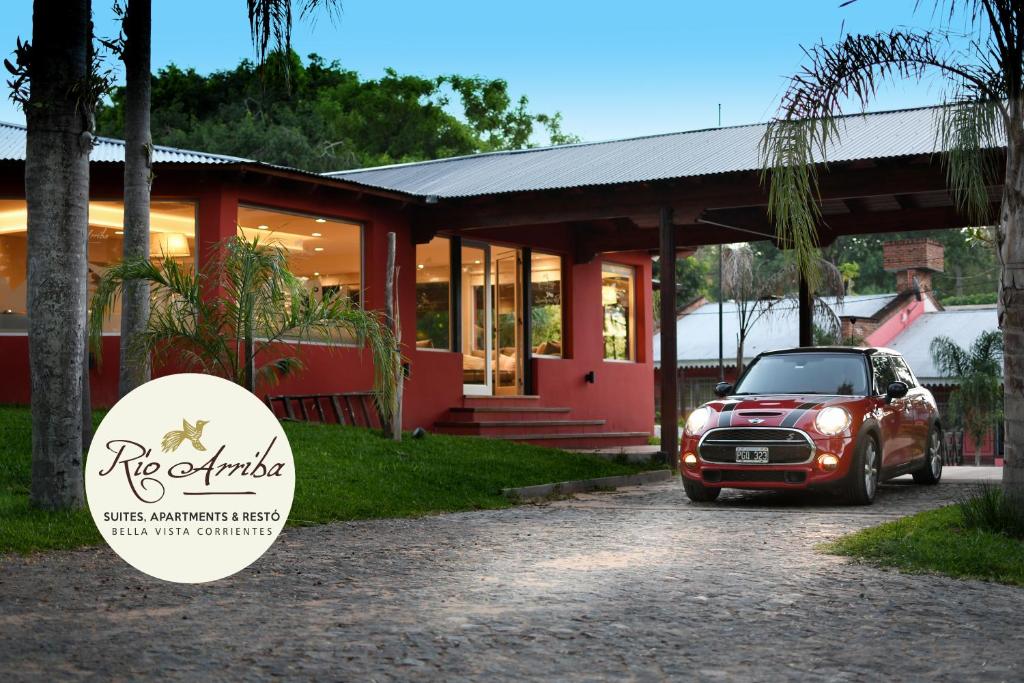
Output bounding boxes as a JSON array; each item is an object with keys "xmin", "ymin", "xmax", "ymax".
[
  {"xmin": 682, "ymin": 476, "xmax": 721, "ymax": 502},
  {"xmin": 844, "ymin": 432, "xmax": 880, "ymax": 505},
  {"xmin": 912, "ymin": 426, "xmax": 943, "ymax": 485}
]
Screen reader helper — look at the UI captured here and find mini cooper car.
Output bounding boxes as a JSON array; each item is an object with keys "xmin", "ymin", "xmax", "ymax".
[{"xmin": 679, "ymin": 347, "xmax": 943, "ymax": 505}]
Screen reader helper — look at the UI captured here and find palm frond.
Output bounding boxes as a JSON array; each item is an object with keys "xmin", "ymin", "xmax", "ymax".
[
  {"xmin": 931, "ymin": 335, "xmax": 971, "ymax": 377},
  {"xmin": 939, "ymin": 96, "xmax": 1004, "ymax": 223}
]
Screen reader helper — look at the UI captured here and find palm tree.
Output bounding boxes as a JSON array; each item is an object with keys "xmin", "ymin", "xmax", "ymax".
[
  {"xmin": 760, "ymin": 1, "xmax": 1024, "ymax": 507},
  {"xmin": 931, "ymin": 332, "xmax": 1004, "ymax": 466},
  {"xmin": 90, "ymin": 236, "xmax": 399, "ymax": 421},
  {"xmin": 10, "ymin": 0, "xmax": 95, "ymax": 509},
  {"xmin": 114, "ymin": 0, "xmax": 342, "ymax": 398}
]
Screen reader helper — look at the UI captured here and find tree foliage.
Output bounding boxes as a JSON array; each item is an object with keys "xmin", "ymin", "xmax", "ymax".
[
  {"xmin": 931, "ymin": 331, "xmax": 1004, "ymax": 461},
  {"xmin": 89, "ymin": 236, "xmax": 399, "ymax": 421},
  {"xmin": 95, "ymin": 51, "xmax": 579, "ymax": 172}
]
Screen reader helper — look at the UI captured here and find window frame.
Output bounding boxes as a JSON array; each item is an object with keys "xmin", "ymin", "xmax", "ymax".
[
  {"xmin": 236, "ymin": 202, "xmax": 366, "ymax": 349},
  {"xmin": 601, "ymin": 261, "xmax": 637, "ymax": 363},
  {"xmin": 529, "ymin": 250, "xmax": 565, "ymax": 359},
  {"xmin": 414, "ymin": 235, "xmax": 453, "ymax": 353}
]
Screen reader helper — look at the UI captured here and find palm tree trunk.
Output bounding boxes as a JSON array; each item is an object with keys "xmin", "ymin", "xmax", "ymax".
[
  {"xmin": 119, "ymin": 0, "xmax": 153, "ymax": 397},
  {"xmin": 25, "ymin": 0, "xmax": 92, "ymax": 509},
  {"xmin": 1001, "ymin": 105, "xmax": 1024, "ymax": 509}
]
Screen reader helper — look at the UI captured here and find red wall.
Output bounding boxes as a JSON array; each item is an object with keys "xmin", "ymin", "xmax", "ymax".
[{"xmin": 0, "ymin": 167, "xmax": 655, "ymax": 437}]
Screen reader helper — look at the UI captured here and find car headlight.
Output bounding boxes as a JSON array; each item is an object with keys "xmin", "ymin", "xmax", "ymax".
[
  {"xmin": 814, "ymin": 407, "xmax": 852, "ymax": 435},
  {"xmin": 684, "ymin": 407, "xmax": 713, "ymax": 435}
]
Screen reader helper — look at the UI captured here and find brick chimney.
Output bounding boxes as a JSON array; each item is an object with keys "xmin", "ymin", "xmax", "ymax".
[{"xmin": 883, "ymin": 238, "xmax": 944, "ymax": 296}]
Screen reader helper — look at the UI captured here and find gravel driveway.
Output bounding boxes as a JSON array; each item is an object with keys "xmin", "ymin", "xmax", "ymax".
[{"xmin": 1, "ymin": 477, "xmax": 1021, "ymax": 681}]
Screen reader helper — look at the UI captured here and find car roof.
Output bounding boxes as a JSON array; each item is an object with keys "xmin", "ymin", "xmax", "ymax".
[{"xmin": 756, "ymin": 346, "xmax": 900, "ymax": 358}]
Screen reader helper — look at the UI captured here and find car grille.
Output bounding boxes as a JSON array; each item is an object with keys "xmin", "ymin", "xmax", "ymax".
[
  {"xmin": 698, "ymin": 428, "xmax": 813, "ymax": 465},
  {"xmin": 703, "ymin": 470, "xmax": 806, "ymax": 484}
]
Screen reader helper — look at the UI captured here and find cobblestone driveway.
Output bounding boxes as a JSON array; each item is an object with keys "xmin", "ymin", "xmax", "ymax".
[{"xmin": 2, "ymin": 479, "xmax": 1022, "ymax": 681}]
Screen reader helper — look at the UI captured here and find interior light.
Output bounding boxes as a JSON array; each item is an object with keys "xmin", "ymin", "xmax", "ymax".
[
  {"xmin": 315, "ymin": 218, "xmax": 326, "ymax": 223},
  {"xmin": 474, "ymin": 259, "xmax": 481, "ymax": 264},
  {"xmin": 417, "ymin": 264, "xmax": 425, "ymax": 269},
  {"xmin": 115, "ymin": 230, "xmax": 124, "ymax": 235},
  {"xmin": 311, "ymin": 232, "xmax": 322, "ymax": 237},
  {"xmin": 314, "ymin": 247, "xmax": 324, "ymax": 252},
  {"xmin": 257, "ymin": 224, "xmax": 269, "ymax": 230},
  {"xmin": 313, "ymin": 272, "xmax": 320, "ymax": 277}
]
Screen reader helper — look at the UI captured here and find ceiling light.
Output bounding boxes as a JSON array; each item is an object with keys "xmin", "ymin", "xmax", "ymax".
[
  {"xmin": 474, "ymin": 259, "xmax": 481, "ymax": 264},
  {"xmin": 313, "ymin": 272, "xmax": 320, "ymax": 276},
  {"xmin": 115, "ymin": 230, "xmax": 124, "ymax": 235},
  {"xmin": 311, "ymin": 232, "xmax": 322, "ymax": 237},
  {"xmin": 314, "ymin": 247, "xmax": 324, "ymax": 252},
  {"xmin": 417, "ymin": 264, "xmax": 425, "ymax": 269},
  {"xmin": 315, "ymin": 218, "xmax": 326, "ymax": 223},
  {"xmin": 257, "ymin": 224, "xmax": 269, "ymax": 230}
]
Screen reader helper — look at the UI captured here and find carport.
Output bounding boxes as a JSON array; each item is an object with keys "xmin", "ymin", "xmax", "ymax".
[{"xmin": 331, "ymin": 105, "xmax": 1004, "ymax": 465}]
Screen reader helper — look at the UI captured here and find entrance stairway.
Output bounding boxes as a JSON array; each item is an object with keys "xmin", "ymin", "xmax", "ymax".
[{"xmin": 433, "ymin": 395, "xmax": 650, "ymax": 449}]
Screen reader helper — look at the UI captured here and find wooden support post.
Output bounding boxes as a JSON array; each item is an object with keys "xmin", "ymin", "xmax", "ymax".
[
  {"xmin": 384, "ymin": 232, "xmax": 403, "ymax": 440},
  {"xmin": 521, "ymin": 247, "xmax": 533, "ymax": 395},
  {"xmin": 658, "ymin": 207, "xmax": 679, "ymax": 470},
  {"xmin": 799, "ymin": 272, "xmax": 813, "ymax": 347},
  {"xmin": 450, "ymin": 236, "xmax": 462, "ymax": 352}
]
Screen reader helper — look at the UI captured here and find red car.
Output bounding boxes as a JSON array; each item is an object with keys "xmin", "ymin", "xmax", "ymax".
[{"xmin": 679, "ymin": 347, "xmax": 943, "ymax": 505}]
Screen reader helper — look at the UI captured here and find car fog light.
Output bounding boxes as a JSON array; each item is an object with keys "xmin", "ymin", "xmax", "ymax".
[
  {"xmin": 818, "ymin": 454, "xmax": 840, "ymax": 472},
  {"xmin": 683, "ymin": 453, "xmax": 698, "ymax": 469}
]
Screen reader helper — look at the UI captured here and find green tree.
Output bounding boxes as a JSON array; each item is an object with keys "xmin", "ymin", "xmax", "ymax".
[
  {"xmin": 89, "ymin": 236, "xmax": 398, "ymax": 419},
  {"xmin": 95, "ymin": 53, "xmax": 578, "ymax": 172},
  {"xmin": 931, "ymin": 331, "xmax": 1004, "ymax": 466},
  {"xmin": 760, "ymin": 0, "xmax": 1024, "ymax": 507}
]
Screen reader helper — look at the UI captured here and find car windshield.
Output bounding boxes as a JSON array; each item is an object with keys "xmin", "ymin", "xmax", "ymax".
[{"xmin": 733, "ymin": 352, "xmax": 870, "ymax": 396}]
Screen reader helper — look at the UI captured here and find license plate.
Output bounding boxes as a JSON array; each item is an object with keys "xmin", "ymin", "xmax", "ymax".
[{"xmin": 735, "ymin": 447, "xmax": 769, "ymax": 464}]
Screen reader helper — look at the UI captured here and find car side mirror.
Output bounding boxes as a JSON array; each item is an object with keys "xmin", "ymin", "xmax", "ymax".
[
  {"xmin": 714, "ymin": 382, "xmax": 733, "ymax": 397},
  {"xmin": 886, "ymin": 381, "xmax": 909, "ymax": 402}
]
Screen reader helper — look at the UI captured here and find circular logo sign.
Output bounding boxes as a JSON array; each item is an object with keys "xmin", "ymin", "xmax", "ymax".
[{"xmin": 86, "ymin": 373, "xmax": 295, "ymax": 583}]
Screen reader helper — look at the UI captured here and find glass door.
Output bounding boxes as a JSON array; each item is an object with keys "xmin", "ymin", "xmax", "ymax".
[
  {"xmin": 461, "ymin": 243, "xmax": 491, "ymax": 395},
  {"xmin": 493, "ymin": 247, "xmax": 522, "ymax": 395}
]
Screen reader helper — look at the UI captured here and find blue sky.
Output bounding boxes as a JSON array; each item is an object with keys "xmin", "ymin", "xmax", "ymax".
[{"xmin": 0, "ymin": 1, "xmax": 960, "ymax": 142}]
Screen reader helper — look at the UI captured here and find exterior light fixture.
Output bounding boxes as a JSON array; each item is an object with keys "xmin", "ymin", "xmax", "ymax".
[
  {"xmin": 683, "ymin": 453, "xmax": 698, "ymax": 469},
  {"xmin": 817, "ymin": 454, "xmax": 840, "ymax": 472}
]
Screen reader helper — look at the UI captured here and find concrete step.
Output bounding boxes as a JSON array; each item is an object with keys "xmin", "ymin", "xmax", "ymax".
[
  {"xmin": 444, "ymin": 406, "xmax": 571, "ymax": 422},
  {"xmin": 470, "ymin": 431, "xmax": 652, "ymax": 449},
  {"xmin": 461, "ymin": 395, "xmax": 541, "ymax": 409},
  {"xmin": 435, "ymin": 419, "xmax": 606, "ymax": 436}
]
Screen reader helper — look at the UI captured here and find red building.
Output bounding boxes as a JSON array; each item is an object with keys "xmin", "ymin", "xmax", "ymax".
[{"xmin": 0, "ymin": 122, "xmax": 654, "ymax": 448}]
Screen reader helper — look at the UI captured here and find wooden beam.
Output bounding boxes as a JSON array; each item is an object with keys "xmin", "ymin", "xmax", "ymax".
[{"xmin": 658, "ymin": 207, "xmax": 679, "ymax": 470}]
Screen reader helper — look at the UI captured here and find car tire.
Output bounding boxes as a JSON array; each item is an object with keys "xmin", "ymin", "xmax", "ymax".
[
  {"xmin": 682, "ymin": 476, "xmax": 721, "ymax": 502},
  {"xmin": 912, "ymin": 426, "xmax": 943, "ymax": 485},
  {"xmin": 844, "ymin": 431, "xmax": 880, "ymax": 505}
]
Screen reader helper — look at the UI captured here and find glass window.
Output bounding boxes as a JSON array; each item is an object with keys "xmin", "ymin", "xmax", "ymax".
[
  {"xmin": 602, "ymin": 262, "xmax": 635, "ymax": 361},
  {"xmin": 871, "ymin": 355, "xmax": 900, "ymax": 395},
  {"xmin": 530, "ymin": 251, "xmax": 562, "ymax": 357},
  {"xmin": 415, "ymin": 237, "xmax": 450, "ymax": 350},
  {"xmin": 891, "ymin": 355, "xmax": 917, "ymax": 387},
  {"xmin": 237, "ymin": 205, "xmax": 362, "ymax": 343},
  {"xmin": 735, "ymin": 352, "xmax": 871, "ymax": 396},
  {"xmin": 0, "ymin": 199, "xmax": 197, "ymax": 333}
]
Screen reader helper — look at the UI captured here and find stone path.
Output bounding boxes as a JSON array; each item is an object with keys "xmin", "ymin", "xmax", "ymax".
[{"xmin": 1, "ymin": 478, "xmax": 1021, "ymax": 681}]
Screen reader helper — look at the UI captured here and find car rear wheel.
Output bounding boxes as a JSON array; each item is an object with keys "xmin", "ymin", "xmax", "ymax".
[
  {"xmin": 912, "ymin": 426, "xmax": 943, "ymax": 485},
  {"xmin": 844, "ymin": 432, "xmax": 879, "ymax": 505},
  {"xmin": 682, "ymin": 476, "xmax": 721, "ymax": 502}
]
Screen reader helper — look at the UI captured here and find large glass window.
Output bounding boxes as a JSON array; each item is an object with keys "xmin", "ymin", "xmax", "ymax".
[
  {"xmin": 530, "ymin": 251, "xmax": 562, "ymax": 357},
  {"xmin": 415, "ymin": 237, "xmax": 451, "ymax": 350},
  {"xmin": 602, "ymin": 262, "xmax": 635, "ymax": 361},
  {"xmin": 0, "ymin": 199, "xmax": 197, "ymax": 333},
  {"xmin": 237, "ymin": 205, "xmax": 362, "ymax": 344}
]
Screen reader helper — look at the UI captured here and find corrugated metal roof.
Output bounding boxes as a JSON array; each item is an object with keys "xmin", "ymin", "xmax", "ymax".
[
  {"xmin": 653, "ymin": 294, "xmax": 899, "ymax": 367},
  {"xmin": 328, "ymin": 105, "xmax": 986, "ymax": 198},
  {"xmin": 0, "ymin": 121, "xmax": 250, "ymax": 165},
  {"xmin": 887, "ymin": 306, "xmax": 1000, "ymax": 385}
]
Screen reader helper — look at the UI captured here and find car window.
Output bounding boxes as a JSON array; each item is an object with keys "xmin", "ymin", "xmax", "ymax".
[
  {"xmin": 733, "ymin": 353, "xmax": 870, "ymax": 395},
  {"xmin": 871, "ymin": 355, "xmax": 899, "ymax": 395},
  {"xmin": 890, "ymin": 355, "xmax": 917, "ymax": 388}
]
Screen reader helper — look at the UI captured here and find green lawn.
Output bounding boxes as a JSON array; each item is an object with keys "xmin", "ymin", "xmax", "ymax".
[
  {"xmin": 0, "ymin": 406, "xmax": 656, "ymax": 554},
  {"xmin": 822, "ymin": 504, "xmax": 1024, "ymax": 587}
]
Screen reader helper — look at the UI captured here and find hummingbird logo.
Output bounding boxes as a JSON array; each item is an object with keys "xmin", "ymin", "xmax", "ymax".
[{"xmin": 161, "ymin": 419, "xmax": 210, "ymax": 453}]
